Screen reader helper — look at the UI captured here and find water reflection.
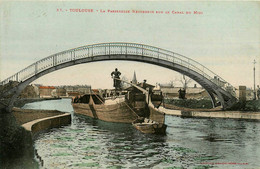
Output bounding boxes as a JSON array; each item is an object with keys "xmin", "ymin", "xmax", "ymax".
[
  {"xmin": 165, "ymin": 116, "xmax": 260, "ymax": 168},
  {"xmin": 28, "ymin": 99, "xmax": 260, "ymax": 168},
  {"xmin": 35, "ymin": 114, "xmax": 212, "ymax": 169}
]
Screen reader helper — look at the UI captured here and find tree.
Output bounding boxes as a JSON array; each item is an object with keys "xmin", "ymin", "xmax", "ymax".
[
  {"xmin": 169, "ymin": 80, "xmax": 175, "ymax": 87},
  {"xmin": 180, "ymin": 74, "xmax": 192, "ymax": 90}
]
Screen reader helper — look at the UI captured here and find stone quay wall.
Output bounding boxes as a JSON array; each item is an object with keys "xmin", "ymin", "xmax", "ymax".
[
  {"xmin": 163, "ymin": 108, "xmax": 260, "ymax": 120},
  {"xmin": 22, "ymin": 113, "xmax": 71, "ymax": 135}
]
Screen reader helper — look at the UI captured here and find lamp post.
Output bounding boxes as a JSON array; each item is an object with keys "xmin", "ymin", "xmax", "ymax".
[{"xmin": 253, "ymin": 59, "xmax": 256, "ymax": 100}]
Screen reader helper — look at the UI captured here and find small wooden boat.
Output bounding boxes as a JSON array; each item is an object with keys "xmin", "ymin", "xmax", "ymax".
[
  {"xmin": 131, "ymin": 85, "xmax": 167, "ymax": 135},
  {"xmin": 132, "ymin": 117, "xmax": 167, "ymax": 135}
]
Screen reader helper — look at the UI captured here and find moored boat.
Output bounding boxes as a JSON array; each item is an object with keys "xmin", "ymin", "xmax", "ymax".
[
  {"xmin": 72, "ymin": 94, "xmax": 141, "ymax": 123},
  {"xmin": 129, "ymin": 82, "xmax": 167, "ymax": 135},
  {"xmin": 132, "ymin": 117, "xmax": 167, "ymax": 135},
  {"xmin": 72, "ymin": 79, "xmax": 167, "ymax": 134}
]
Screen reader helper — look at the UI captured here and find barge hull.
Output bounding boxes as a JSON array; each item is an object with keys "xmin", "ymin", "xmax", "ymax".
[{"xmin": 72, "ymin": 102, "xmax": 138, "ymax": 123}]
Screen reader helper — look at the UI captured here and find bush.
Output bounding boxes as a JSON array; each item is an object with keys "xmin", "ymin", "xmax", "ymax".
[{"xmin": 228, "ymin": 100, "xmax": 260, "ymax": 111}]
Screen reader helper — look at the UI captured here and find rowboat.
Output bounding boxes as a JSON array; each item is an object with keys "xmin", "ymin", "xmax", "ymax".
[{"xmin": 132, "ymin": 117, "xmax": 167, "ymax": 135}]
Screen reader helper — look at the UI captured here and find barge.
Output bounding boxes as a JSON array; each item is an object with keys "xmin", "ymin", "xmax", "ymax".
[{"xmin": 72, "ymin": 80, "xmax": 167, "ymax": 134}]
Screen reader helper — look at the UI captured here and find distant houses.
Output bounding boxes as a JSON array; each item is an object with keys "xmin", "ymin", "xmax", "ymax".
[
  {"xmin": 19, "ymin": 85, "xmax": 91, "ymax": 98},
  {"xmin": 64, "ymin": 85, "xmax": 91, "ymax": 97},
  {"xmin": 17, "ymin": 70, "xmax": 258, "ymax": 101},
  {"xmin": 159, "ymin": 84, "xmax": 210, "ymax": 99},
  {"xmin": 38, "ymin": 86, "xmax": 55, "ymax": 97}
]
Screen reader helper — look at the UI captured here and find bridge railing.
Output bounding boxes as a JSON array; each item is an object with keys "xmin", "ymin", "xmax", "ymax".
[{"xmin": 0, "ymin": 42, "xmax": 236, "ymax": 97}]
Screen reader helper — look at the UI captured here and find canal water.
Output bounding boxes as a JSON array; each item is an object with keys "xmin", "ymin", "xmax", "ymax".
[{"xmin": 23, "ymin": 99, "xmax": 260, "ymax": 169}]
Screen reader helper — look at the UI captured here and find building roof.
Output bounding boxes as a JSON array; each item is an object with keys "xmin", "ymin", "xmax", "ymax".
[{"xmin": 39, "ymin": 86, "xmax": 55, "ymax": 89}]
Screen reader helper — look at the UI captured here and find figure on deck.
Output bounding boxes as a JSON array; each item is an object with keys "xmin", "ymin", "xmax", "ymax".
[{"xmin": 111, "ymin": 68, "xmax": 121, "ymax": 90}]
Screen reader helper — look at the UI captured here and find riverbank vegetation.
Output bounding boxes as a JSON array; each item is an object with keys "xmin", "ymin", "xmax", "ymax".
[
  {"xmin": 228, "ymin": 100, "xmax": 260, "ymax": 112},
  {"xmin": 164, "ymin": 99, "xmax": 213, "ymax": 109},
  {"xmin": 164, "ymin": 98, "xmax": 260, "ymax": 112}
]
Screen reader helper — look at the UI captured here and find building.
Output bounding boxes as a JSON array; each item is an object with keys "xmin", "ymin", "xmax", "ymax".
[
  {"xmin": 51, "ymin": 88, "xmax": 67, "ymax": 97},
  {"xmin": 63, "ymin": 85, "xmax": 91, "ymax": 96},
  {"xmin": 78, "ymin": 87, "xmax": 91, "ymax": 94},
  {"xmin": 39, "ymin": 86, "xmax": 55, "ymax": 97}
]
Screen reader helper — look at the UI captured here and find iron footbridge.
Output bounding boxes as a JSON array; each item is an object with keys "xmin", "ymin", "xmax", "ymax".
[{"xmin": 0, "ymin": 42, "xmax": 237, "ymax": 112}]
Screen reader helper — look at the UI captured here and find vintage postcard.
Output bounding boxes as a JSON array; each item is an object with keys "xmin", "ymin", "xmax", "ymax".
[{"xmin": 0, "ymin": 1, "xmax": 259, "ymax": 169}]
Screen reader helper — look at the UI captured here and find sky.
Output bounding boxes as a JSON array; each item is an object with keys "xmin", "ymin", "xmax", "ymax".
[{"xmin": 0, "ymin": 1, "xmax": 259, "ymax": 89}]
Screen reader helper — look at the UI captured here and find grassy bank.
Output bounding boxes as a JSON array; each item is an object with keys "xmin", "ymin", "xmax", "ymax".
[
  {"xmin": 164, "ymin": 98, "xmax": 260, "ymax": 112},
  {"xmin": 228, "ymin": 100, "xmax": 260, "ymax": 111},
  {"xmin": 164, "ymin": 99, "xmax": 213, "ymax": 109}
]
